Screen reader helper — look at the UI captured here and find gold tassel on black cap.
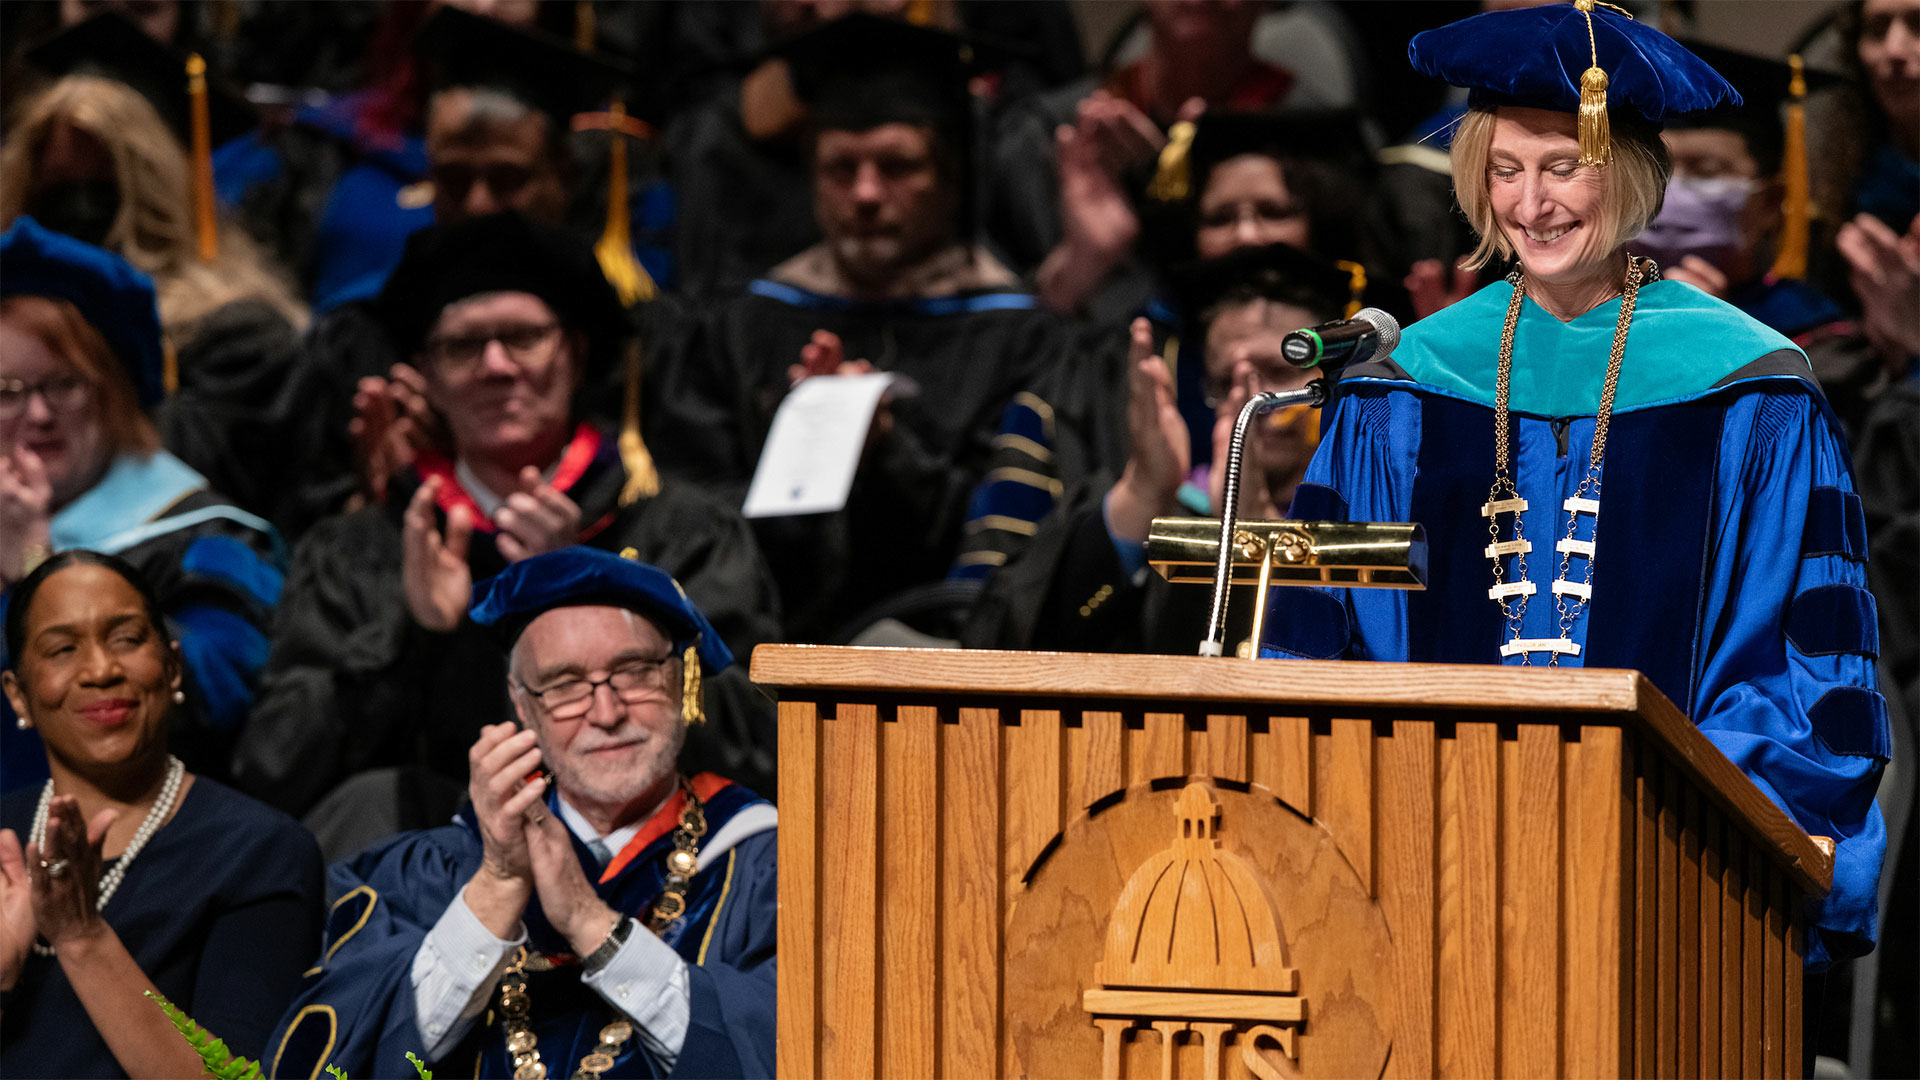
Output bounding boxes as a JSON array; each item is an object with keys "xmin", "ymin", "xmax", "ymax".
[
  {"xmin": 1336, "ymin": 259, "xmax": 1368, "ymax": 319},
  {"xmin": 187, "ymin": 54, "xmax": 219, "ymax": 262},
  {"xmin": 1574, "ymin": 0, "xmax": 1612, "ymax": 167},
  {"xmin": 1147, "ymin": 119, "xmax": 1197, "ymax": 202},
  {"xmin": 1770, "ymin": 54, "xmax": 1810, "ymax": 281}
]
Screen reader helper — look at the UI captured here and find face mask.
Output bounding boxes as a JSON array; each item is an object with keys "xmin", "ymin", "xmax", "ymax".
[
  {"xmin": 25, "ymin": 181, "xmax": 122, "ymax": 249},
  {"xmin": 1629, "ymin": 175, "xmax": 1755, "ymax": 272}
]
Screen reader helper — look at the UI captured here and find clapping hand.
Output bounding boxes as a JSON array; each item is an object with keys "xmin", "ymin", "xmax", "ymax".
[
  {"xmin": 351, "ymin": 363, "xmax": 438, "ymax": 504},
  {"xmin": 462, "ymin": 723, "xmax": 547, "ymax": 939},
  {"xmin": 1662, "ymin": 254, "xmax": 1730, "ymax": 299},
  {"xmin": 787, "ymin": 330, "xmax": 893, "ymax": 446},
  {"xmin": 523, "ymin": 797, "xmax": 619, "ymax": 959},
  {"xmin": 493, "ymin": 467, "xmax": 582, "ymax": 562},
  {"xmin": 401, "ymin": 476, "xmax": 474, "ymax": 632},
  {"xmin": 1837, "ymin": 212, "xmax": 1920, "ymax": 368},
  {"xmin": 25, "ymin": 796, "xmax": 117, "ymax": 949},
  {"xmin": 0, "ymin": 829, "xmax": 36, "ymax": 991},
  {"xmin": 1107, "ymin": 318, "xmax": 1188, "ymax": 545},
  {"xmin": 0, "ymin": 446, "xmax": 51, "ymax": 586}
]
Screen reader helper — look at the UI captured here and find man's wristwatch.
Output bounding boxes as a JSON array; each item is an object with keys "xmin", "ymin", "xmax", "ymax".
[{"xmin": 581, "ymin": 915, "xmax": 636, "ymax": 976}]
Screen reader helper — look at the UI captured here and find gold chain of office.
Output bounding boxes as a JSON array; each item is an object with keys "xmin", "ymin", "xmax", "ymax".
[
  {"xmin": 1483, "ymin": 255, "xmax": 1653, "ymax": 665},
  {"xmin": 496, "ymin": 779, "xmax": 708, "ymax": 1080}
]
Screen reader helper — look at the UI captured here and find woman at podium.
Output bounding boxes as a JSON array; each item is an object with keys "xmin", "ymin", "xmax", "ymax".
[{"xmin": 1262, "ymin": 2, "xmax": 1889, "ymax": 969}]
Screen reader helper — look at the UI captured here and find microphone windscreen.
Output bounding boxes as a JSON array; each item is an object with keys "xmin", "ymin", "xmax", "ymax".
[{"xmin": 1354, "ymin": 307, "xmax": 1401, "ymax": 357}]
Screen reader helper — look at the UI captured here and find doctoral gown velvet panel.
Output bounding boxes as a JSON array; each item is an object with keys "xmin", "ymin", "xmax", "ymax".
[
  {"xmin": 1260, "ymin": 278, "xmax": 1890, "ymax": 966},
  {"xmin": 263, "ymin": 783, "xmax": 776, "ymax": 1080},
  {"xmin": 0, "ymin": 780, "xmax": 324, "ymax": 1079}
]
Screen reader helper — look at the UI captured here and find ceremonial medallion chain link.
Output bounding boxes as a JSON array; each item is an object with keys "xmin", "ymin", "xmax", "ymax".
[
  {"xmin": 1485, "ymin": 256, "xmax": 1652, "ymax": 665},
  {"xmin": 495, "ymin": 779, "xmax": 707, "ymax": 1080}
]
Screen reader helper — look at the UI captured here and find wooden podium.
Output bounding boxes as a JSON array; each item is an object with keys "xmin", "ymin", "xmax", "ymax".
[{"xmin": 754, "ymin": 646, "xmax": 1832, "ymax": 1079}]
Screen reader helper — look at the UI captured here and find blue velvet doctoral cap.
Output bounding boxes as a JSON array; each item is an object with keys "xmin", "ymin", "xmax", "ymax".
[
  {"xmin": 469, "ymin": 548, "xmax": 735, "ymax": 672},
  {"xmin": 0, "ymin": 216, "xmax": 165, "ymax": 408},
  {"xmin": 1408, "ymin": 2, "xmax": 1740, "ymax": 126}
]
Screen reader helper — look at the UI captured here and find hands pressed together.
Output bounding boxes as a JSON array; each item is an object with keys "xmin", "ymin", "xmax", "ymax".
[
  {"xmin": 0, "ymin": 796, "xmax": 120, "ymax": 992},
  {"xmin": 462, "ymin": 724, "xmax": 619, "ymax": 958},
  {"xmin": 351, "ymin": 363, "xmax": 438, "ymax": 505},
  {"xmin": 1837, "ymin": 212, "xmax": 1920, "ymax": 368}
]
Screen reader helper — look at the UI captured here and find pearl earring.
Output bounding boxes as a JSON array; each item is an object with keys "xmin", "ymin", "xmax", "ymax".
[
  {"xmin": 14, "ymin": 716, "xmax": 28, "ymax": 730},
  {"xmin": 172, "ymin": 690, "xmax": 186, "ymax": 705}
]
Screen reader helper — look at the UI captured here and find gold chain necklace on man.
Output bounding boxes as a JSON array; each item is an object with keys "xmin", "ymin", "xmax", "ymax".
[
  {"xmin": 1481, "ymin": 256, "xmax": 1651, "ymax": 666},
  {"xmin": 497, "ymin": 778, "xmax": 708, "ymax": 1080}
]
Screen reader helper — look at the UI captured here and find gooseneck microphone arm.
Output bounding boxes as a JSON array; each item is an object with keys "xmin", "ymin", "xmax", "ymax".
[{"xmin": 1198, "ymin": 381, "xmax": 1329, "ymax": 657}]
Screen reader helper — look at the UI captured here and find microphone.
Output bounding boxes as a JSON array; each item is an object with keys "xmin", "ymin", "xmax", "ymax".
[{"xmin": 1279, "ymin": 308, "xmax": 1401, "ymax": 371}]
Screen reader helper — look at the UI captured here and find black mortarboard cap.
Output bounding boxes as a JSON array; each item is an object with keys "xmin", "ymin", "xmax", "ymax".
[
  {"xmin": 1188, "ymin": 109, "xmax": 1373, "ymax": 187},
  {"xmin": 374, "ymin": 212, "xmax": 628, "ymax": 377},
  {"xmin": 25, "ymin": 11, "xmax": 255, "ymax": 146},
  {"xmin": 415, "ymin": 6, "xmax": 642, "ymax": 128},
  {"xmin": 1172, "ymin": 242, "xmax": 1356, "ymax": 329},
  {"xmin": 1664, "ymin": 40, "xmax": 1844, "ymax": 175},
  {"xmin": 777, "ymin": 13, "xmax": 988, "ymax": 139}
]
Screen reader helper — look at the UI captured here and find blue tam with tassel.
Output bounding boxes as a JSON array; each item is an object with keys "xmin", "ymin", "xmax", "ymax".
[
  {"xmin": 469, "ymin": 548, "xmax": 734, "ymax": 673},
  {"xmin": 1409, "ymin": 1, "xmax": 1740, "ymax": 163}
]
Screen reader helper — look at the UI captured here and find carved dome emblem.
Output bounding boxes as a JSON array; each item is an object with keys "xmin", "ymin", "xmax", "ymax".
[{"xmin": 1082, "ymin": 782, "xmax": 1308, "ymax": 1074}]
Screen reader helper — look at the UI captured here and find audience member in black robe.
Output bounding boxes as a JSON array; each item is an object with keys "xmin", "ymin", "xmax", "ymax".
[
  {"xmin": 957, "ymin": 112, "xmax": 1379, "ymax": 578},
  {"xmin": 997, "ymin": 0, "xmax": 1311, "ymax": 310},
  {"xmin": 295, "ymin": 7, "xmax": 663, "ymax": 523},
  {"xmin": 661, "ymin": 1, "xmax": 1085, "ymax": 303},
  {"xmin": 961, "ymin": 243, "xmax": 1349, "ymax": 655},
  {"xmin": 652, "ymin": 15, "xmax": 1071, "ymax": 643},
  {"xmin": 235, "ymin": 215, "xmax": 780, "ymax": 852}
]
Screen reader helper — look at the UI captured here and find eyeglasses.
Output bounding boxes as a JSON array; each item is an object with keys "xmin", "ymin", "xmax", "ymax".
[
  {"xmin": 0, "ymin": 374, "xmax": 93, "ymax": 419},
  {"xmin": 421, "ymin": 322, "xmax": 562, "ymax": 374},
  {"xmin": 517, "ymin": 654, "xmax": 677, "ymax": 720}
]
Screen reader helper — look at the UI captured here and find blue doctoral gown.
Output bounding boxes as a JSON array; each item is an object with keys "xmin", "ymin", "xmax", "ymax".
[
  {"xmin": 265, "ymin": 782, "xmax": 776, "ymax": 1079},
  {"xmin": 1264, "ymin": 277, "xmax": 1890, "ymax": 967}
]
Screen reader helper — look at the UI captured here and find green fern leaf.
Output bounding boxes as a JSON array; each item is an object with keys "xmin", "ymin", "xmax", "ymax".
[{"xmin": 407, "ymin": 1051, "xmax": 434, "ymax": 1079}]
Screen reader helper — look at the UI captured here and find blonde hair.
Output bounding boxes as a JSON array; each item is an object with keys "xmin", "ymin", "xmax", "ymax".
[
  {"xmin": 1450, "ymin": 106, "xmax": 1672, "ymax": 272},
  {"xmin": 0, "ymin": 76, "xmax": 309, "ymax": 335}
]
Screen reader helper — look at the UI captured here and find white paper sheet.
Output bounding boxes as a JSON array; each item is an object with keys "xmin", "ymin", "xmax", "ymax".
[{"xmin": 741, "ymin": 372, "xmax": 897, "ymax": 518}]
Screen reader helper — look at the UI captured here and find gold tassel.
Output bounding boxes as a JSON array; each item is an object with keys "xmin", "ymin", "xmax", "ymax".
[
  {"xmin": 1574, "ymin": 0, "xmax": 1612, "ymax": 167},
  {"xmin": 617, "ymin": 338, "xmax": 661, "ymax": 505},
  {"xmin": 574, "ymin": 0, "xmax": 596, "ymax": 52},
  {"xmin": 680, "ymin": 645, "xmax": 704, "ymax": 725},
  {"xmin": 594, "ymin": 102, "xmax": 656, "ymax": 306},
  {"xmin": 1336, "ymin": 260, "xmax": 1368, "ymax": 319},
  {"xmin": 1147, "ymin": 120, "xmax": 1197, "ymax": 202},
  {"xmin": 1577, "ymin": 67, "xmax": 1612, "ymax": 168},
  {"xmin": 162, "ymin": 337, "xmax": 179, "ymax": 394},
  {"xmin": 186, "ymin": 54, "xmax": 219, "ymax": 262},
  {"xmin": 1770, "ymin": 54, "xmax": 1810, "ymax": 280}
]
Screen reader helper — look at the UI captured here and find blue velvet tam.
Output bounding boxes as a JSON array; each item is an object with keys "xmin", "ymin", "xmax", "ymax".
[
  {"xmin": 1407, "ymin": 2, "xmax": 1740, "ymax": 125},
  {"xmin": 468, "ymin": 548, "xmax": 735, "ymax": 673},
  {"xmin": 0, "ymin": 216, "xmax": 165, "ymax": 408}
]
